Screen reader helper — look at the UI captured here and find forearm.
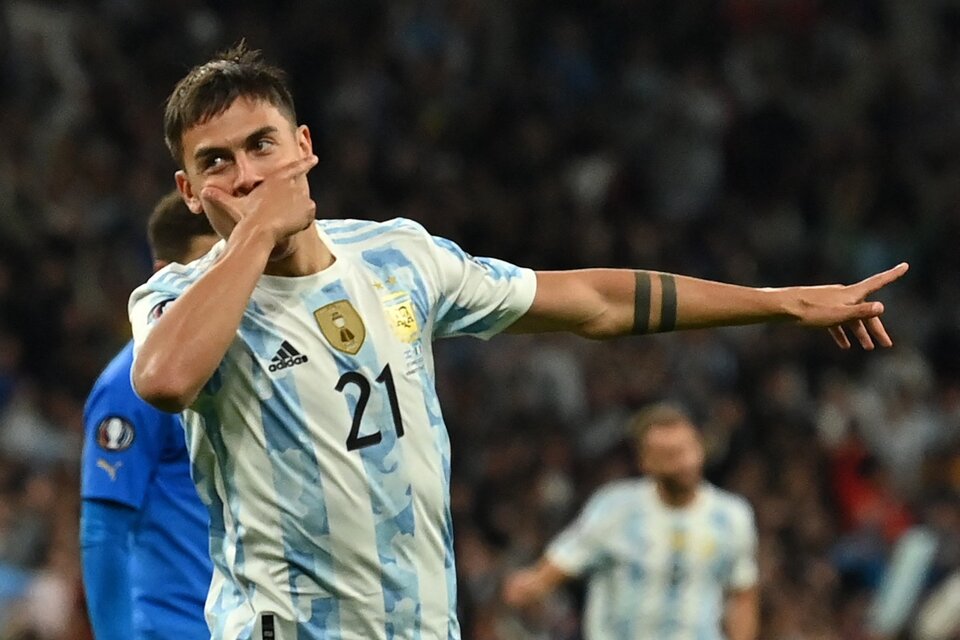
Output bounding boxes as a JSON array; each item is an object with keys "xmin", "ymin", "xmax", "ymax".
[
  {"xmin": 515, "ymin": 269, "xmax": 794, "ymax": 339},
  {"xmin": 80, "ymin": 500, "xmax": 137, "ymax": 640},
  {"xmin": 634, "ymin": 270, "xmax": 793, "ymax": 334},
  {"xmin": 503, "ymin": 558, "xmax": 572, "ymax": 607},
  {"xmin": 527, "ymin": 558, "xmax": 570, "ymax": 600},
  {"xmin": 725, "ymin": 589, "xmax": 760, "ymax": 640},
  {"xmin": 133, "ymin": 219, "xmax": 274, "ymax": 411}
]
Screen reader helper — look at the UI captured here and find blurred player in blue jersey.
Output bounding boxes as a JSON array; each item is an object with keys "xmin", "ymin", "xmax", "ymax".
[
  {"xmin": 128, "ymin": 43, "xmax": 906, "ymax": 639},
  {"xmin": 503, "ymin": 403, "xmax": 759, "ymax": 639},
  {"xmin": 80, "ymin": 191, "xmax": 219, "ymax": 640}
]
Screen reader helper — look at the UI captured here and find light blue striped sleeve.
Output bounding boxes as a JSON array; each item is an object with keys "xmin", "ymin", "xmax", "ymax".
[
  {"xmin": 727, "ymin": 498, "xmax": 758, "ymax": 590},
  {"xmin": 425, "ymin": 233, "xmax": 537, "ymax": 340},
  {"xmin": 546, "ymin": 489, "xmax": 618, "ymax": 576},
  {"xmin": 128, "ymin": 260, "xmax": 208, "ymax": 354}
]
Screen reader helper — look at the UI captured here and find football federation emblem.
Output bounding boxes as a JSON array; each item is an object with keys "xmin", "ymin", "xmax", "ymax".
[
  {"xmin": 96, "ymin": 417, "xmax": 135, "ymax": 451},
  {"xmin": 314, "ymin": 301, "xmax": 366, "ymax": 354},
  {"xmin": 382, "ymin": 294, "xmax": 419, "ymax": 344}
]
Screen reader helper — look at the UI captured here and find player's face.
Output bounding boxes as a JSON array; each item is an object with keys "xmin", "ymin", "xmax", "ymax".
[
  {"xmin": 174, "ymin": 96, "xmax": 313, "ymax": 239},
  {"xmin": 640, "ymin": 421, "xmax": 704, "ymax": 492}
]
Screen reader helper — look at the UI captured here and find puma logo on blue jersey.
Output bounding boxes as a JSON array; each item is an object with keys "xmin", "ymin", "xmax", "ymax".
[{"xmin": 97, "ymin": 458, "xmax": 123, "ymax": 481}]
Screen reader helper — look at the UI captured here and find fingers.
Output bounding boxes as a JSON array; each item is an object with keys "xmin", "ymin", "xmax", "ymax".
[
  {"xmin": 199, "ymin": 185, "xmax": 242, "ymax": 223},
  {"xmin": 830, "ymin": 316, "xmax": 894, "ymax": 351},
  {"xmin": 274, "ymin": 154, "xmax": 319, "ymax": 182},
  {"xmin": 848, "ymin": 319, "xmax": 875, "ymax": 350},
  {"xmin": 821, "ymin": 263, "xmax": 905, "ymax": 350},
  {"xmin": 853, "ymin": 262, "xmax": 909, "ymax": 298},
  {"xmin": 829, "ymin": 326, "xmax": 851, "ymax": 350},
  {"xmin": 865, "ymin": 316, "xmax": 893, "ymax": 348}
]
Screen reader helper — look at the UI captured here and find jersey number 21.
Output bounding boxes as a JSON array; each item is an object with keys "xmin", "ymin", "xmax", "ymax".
[{"xmin": 335, "ymin": 364, "xmax": 404, "ymax": 451}]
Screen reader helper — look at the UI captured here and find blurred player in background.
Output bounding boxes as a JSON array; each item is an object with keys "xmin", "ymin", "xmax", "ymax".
[
  {"xmin": 129, "ymin": 43, "xmax": 905, "ymax": 639},
  {"xmin": 503, "ymin": 403, "xmax": 758, "ymax": 640},
  {"xmin": 80, "ymin": 191, "xmax": 218, "ymax": 639}
]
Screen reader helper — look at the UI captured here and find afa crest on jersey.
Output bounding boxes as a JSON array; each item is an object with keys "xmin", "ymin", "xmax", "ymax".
[
  {"xmin": 314, "ymin": 301, "xmax": 366, "ymax": 354},
  {"xmin": 381, "ymin": 292, "xmax": 420, "ymax": 344}
]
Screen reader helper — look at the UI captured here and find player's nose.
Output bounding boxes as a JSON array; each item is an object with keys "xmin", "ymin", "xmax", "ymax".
[{"xmin": 232, "ymin": 152, "xmax": 264, "ymax": 196}]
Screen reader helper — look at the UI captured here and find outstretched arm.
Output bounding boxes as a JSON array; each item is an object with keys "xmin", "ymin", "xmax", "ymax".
[
  {"xmin": 508, "ymin": 263, "xmax": 909, "ymax": 349},
  {"xmin": 502, "ymin": 558, "xmax": 573, "ymax": 608}
]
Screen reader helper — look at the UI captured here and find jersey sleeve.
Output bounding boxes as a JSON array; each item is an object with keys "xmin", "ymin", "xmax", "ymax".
[
  {"xmin": 545, "ymin": 489, "xmax": 618, "ymax": 577},
  {"xmin": 129, "ymin": 251, "xmax": 226, "ymax": 409},
  {"xmin": 128, "ymin": 271, "xmax": 189, "ymax": 353},
  {"xmin": 727, "ymin": 499, "xmax": 759, "ymax": 590},
  {"xmin": 81, "ymin": 354, "xmax": 169, "ymax": 509},
  {"xmin": 421, "ymin": 231, "xmax": 537, "ymax": 340},
  {"xmin": 80, "ymin": 499, "xmax": 137, "ymax": 640}
]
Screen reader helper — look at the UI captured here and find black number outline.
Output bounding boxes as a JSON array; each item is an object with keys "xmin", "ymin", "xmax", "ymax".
[
  {"xmin": 377, "ymin": 364, "xmax": 404, "ymax": 438},
  {"xmin": 335, "ymin": 365, "xmax": 404, "ymax": 451}
]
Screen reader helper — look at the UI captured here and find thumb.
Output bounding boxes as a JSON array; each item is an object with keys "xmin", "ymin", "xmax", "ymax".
[{"xmin": 845, "ymin": 301, "xmax": 884, "ymax": 320}]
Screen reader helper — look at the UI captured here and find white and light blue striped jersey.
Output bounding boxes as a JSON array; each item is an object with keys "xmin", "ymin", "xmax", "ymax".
[
  {"xmin": 547, "ymin": 478, "xmax": 757, "ymax": 640},
  {"xmin": 128, "ymin": 218, "xmax": 537, "ymax": 640}
]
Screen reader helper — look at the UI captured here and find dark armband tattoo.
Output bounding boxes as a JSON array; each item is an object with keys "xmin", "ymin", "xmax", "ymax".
[
  {"xmin": 632, "ymin": 271, "xmax": 678, "ymax": 334},
  {"xmin": 659, "ymin": 272, "xmax": 677, "ymax": 331}
]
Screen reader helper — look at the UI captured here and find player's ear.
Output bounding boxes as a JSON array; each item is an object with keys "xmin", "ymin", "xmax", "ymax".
[
  {"xmin": 296, "ymin": 124, "xmax": 313, "ymax": 157},
  {"xmin": 175, "ymin": 170, "xmax": 204, "ymax": 214}
]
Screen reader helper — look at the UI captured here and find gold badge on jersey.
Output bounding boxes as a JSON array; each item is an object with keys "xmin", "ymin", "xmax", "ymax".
[
  {"xmin": 314, "ymin": 301, "xmax": 366, "ymax": 354},
  {"xmin": 699, "ymin": 538, "xmax": 716, "ymax": 558},
  {"xmin": 671, "ymin": 530, "xmax": 688, "ymax": 551},
  {"xmin": 381, "ymin": 291, "xmax": 420, "ymax": 344}
]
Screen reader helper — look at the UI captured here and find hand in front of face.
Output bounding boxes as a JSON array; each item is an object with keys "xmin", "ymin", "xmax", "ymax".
[{"xmin": 199, "ymin": 155, "xmax": 319, "ymax": 244}]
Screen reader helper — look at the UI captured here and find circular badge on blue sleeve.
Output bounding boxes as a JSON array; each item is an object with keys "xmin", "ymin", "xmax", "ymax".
[{"xmin": 96, "ymin": 417, "xmax": 136, "ymax": 451}]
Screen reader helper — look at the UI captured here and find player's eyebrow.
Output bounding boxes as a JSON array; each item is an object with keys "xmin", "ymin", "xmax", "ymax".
[{"xmin": 192, "ymin": 126, "xmax": 279, "ymax": 167}]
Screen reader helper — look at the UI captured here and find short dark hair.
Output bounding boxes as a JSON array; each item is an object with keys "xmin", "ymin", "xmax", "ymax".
[
  {"xmin": 629, "ymin": 402, "xmax": 695, "ymax": 449},
  {"xmin": 147, "ymin": 191, "xmax": 217, "ymax": 263},
  {"xmin": 163, "ymin": 41, "xmax": 297, "ymax": 166}
]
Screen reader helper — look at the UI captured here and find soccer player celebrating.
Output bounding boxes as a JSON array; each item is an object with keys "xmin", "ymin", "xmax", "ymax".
[
  {"xmin": 80, "ymin": 192, "xmax": 218, "ymax": 639},
  {"xmin": 503, "ymin": 403, "xmax": 759, "ymax": 640},
  {"xmin": 130, "ymin": 43, "xmax": 906, "ymax": 639}
]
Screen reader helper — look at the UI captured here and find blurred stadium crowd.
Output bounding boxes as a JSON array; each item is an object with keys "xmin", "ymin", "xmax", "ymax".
[{"xmin": 1, "ymin": 0, "xmax": 959, "ymax": 638}]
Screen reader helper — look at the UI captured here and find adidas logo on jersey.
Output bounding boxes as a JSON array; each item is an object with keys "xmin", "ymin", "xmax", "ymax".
[{"xmin": 269, "ymin": 340, "xmax": 309, "ymax": 372}]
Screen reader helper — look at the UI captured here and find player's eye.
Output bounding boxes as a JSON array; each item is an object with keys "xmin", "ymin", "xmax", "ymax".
[
  {"xmin": 253, "ymin": 138, "xmax": 275, "ymax": 153},
  {"xmin": 201, "ymin": 155, "xmax": 229, "ymax": 174}
]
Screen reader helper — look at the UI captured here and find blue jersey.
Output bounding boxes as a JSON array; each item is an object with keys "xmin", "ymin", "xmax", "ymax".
[
  {"xmin": 129, "ymin": 219, "xmax": 537, "ymax": 640},
  {"xmin": 81, "ymin": 342, "xmax": 213, "ymax": 638}
]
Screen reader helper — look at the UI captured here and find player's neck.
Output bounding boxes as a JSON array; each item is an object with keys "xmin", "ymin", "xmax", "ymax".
[
  {"xmin": 263, "ymin": 225, "xmax": 335, "ymax": 277},
  {"xmin": 655, "ymin": 482, "xmax": 699, "ymax": 508}
]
